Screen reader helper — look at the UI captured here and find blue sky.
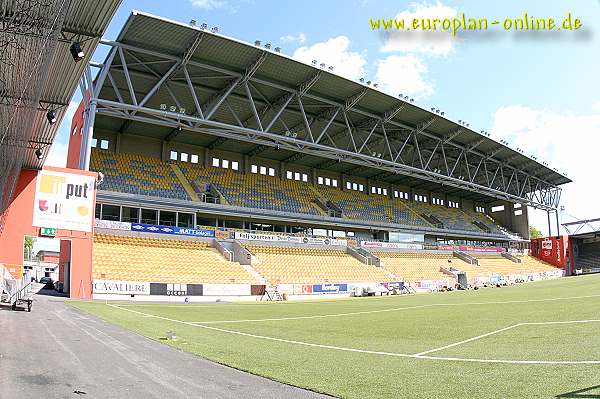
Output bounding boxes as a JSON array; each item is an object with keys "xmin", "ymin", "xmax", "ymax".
[{"xmin": 46, "ymin": 0, "xmax": 600, "ymax": 234}]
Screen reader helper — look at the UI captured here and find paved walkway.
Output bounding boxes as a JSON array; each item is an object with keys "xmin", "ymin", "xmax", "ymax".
[{"xmin": 0, "ymin": 292, "xmax": 329, "ymax": 398}]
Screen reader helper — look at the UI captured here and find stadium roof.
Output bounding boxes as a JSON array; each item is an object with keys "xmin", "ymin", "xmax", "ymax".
[
  {"xmin": 92, "ymin": 11, "xmax": 570, "ymax": 210},
  {"xmin": 1, "ymin": 0, "xmax": 121, "ymax": 169}
]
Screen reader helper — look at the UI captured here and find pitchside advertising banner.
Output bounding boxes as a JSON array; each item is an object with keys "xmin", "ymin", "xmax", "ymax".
[
  {"xmin": 130, "ymin": 223, "xmax": 215, "ymax": 238},
  {"xmin": 233, "ymin": 231, "xmax": 347, "ymax": 246},
  {"xmin": 93, "ymin": 280, "xmax": 150, "ymax": 295},
  {"xmin": 33, "ymin": 170, "xmax": 96, "ymax": 232},
  {"xmin": 360, "ymin": 241, "xmax": 423, "ymax": 250},
  {"xmin": 94, "ymin": 219, "xmax": 215, "ymax": 238}
]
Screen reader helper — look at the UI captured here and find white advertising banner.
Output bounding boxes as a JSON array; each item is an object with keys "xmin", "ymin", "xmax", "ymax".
[
  {"xmin": 32, "ymin": 170, "xmax": 96, "ymax": 232},
  {"xmin": 93, "ymin": 280, "xmax": 150, "ymax": 295},
  {"xmin": 94, "ymin": 219, "xmax": 132, "ymax": 231},
  {"xmin": 541, "ymin": 239, "xmax": 553, "ymax": 250},
  {"xmin": 202, "ymin": 284, "xmax": 251, "ymax": 296},
  {"xmin": 234, "ymin": 232, "xmax": 347, "ymax": 246},
  {"xmin": 360, "ymin": 241, "xmax": 423, "ymax": 250}
]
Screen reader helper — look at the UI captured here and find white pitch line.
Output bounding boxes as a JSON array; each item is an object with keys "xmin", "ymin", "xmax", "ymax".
[
  {"xmin": 190, "ymin": 304, "xmax": 436, "ymax": 324},
  {"xmin": 186, "ymin": 293, "xmax": 600, "ymax": 325},
  {"xmin": 106, "ymin": 304, "xmax": 600, "ymax": 365},
  {"xmin": 415, "ymin": 324, "xmax": 524, "ymax": 356},
  {"xmin": 416, "ymin": 319, "xmax": 600, "ymax": 356},
  {"xmin": 522, "ymin": 319, "xmax": 600, "ymax": 326}
]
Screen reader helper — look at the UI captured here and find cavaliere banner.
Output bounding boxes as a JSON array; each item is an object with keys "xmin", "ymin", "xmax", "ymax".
[{"xmin": 32, "ymin": 170, "xmax": 96, "ymax": 232}]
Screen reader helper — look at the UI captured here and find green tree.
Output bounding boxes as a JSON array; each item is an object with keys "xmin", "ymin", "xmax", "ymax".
[
  {"xmin": 23, "ymin": 236, "xmax": 36, "ymax": 261},
  {"xmin": 529, "ymin": 226, "xmax": 543, "ymax": 239}
]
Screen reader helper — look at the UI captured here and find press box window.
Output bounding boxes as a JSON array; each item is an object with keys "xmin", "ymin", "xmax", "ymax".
[
  {"xmin": 180, "ymin": 152, "xmax": 188, "ymax": 162},
  {"xmin": 251, "ymin": 164, "xmax": 258, "ymax": 173},
  {"xmin": 212, "ymin": 157, "xmax": 220, "ymax": 167},
  {"xmin": 100, "ymin": 139, "xmax": 109, "ymax": 150},
  {"xmin": 170, "ymin": 151, "xmax": 178, "ymax": 161},
  {"xmin": 190, "ymin": 154, "xmax": 199, "ymax": 164},
  {"xmin": 231, "ymin": 161, "xmax": 239, "ymax": 170}
]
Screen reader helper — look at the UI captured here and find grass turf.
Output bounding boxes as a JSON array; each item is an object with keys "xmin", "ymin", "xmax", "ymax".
[{"xmin": 70, "ymin": 274, "xmax": 600, "ymax": 398}]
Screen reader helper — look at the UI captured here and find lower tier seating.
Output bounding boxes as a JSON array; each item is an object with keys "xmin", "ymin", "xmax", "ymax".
[
  {"xmin": 93, "ymin": 234, "xmax": 257, "ymax": 284},
  {"xmin": 471, "ymin": 253, "xmax": 559, "ymax": 276},
  {"xmin": 373, "ymin": 252, "xmax": 454, "ymax": 283},
  {"xmin": 245, "ymin": 245, "xmax": 394, "ymax": 284}
]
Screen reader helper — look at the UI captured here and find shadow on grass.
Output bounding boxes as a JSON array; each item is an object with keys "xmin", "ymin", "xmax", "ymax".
[{"xmin": 557, "ymin": 385, "xmax": 600, "ymax": 398}]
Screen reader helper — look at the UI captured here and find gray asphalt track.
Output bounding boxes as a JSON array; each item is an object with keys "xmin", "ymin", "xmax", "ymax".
[{"xmin": 0, "ymin": 292, "xmax": 330, "ymax": 398}]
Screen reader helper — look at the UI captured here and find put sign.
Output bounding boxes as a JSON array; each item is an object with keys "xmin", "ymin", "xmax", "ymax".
[{"xmin": 32, "ymin": 170, "xmax": 96, "ymax": 232}]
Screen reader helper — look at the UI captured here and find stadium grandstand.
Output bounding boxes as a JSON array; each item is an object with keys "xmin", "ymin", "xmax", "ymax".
[
  {"xmin": 0, "ymin": 8, "xmax": 575, "ymax": 304},
  {"xmin": 55, "ymin": 10, "xmax": 568, "ymax": 298},
  {"xmin": 3, "ymin": 5, "xmax": 600, "ymax": 399}
]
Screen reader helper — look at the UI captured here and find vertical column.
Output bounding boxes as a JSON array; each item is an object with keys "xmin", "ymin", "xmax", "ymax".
[
  {"xmin": 244, "ymin": 154, "xmax": 250, "ymax": 173},
  {"xmin": 204, "ymin": 148, "xmax": 210, "ymax": 168}
]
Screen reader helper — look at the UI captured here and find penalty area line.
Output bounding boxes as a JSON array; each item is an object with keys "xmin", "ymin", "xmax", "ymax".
[
  {"xmin": 416, "ymin": 319, "xmax": 600, "ymax": 356},
  {"xmin": 105, "ymin": 304, "xmax": 600, "ymax": 365}
]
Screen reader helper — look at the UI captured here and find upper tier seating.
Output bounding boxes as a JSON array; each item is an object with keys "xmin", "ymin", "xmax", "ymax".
[
  {"xmin": 93, "ymin": 234, "xmax": 257, "ymax": 284},
  {"xmin": 91, "ymin": 150, "xmax": 512, "ymax": 237},
  {"xmin": 245, "ymin": 245, "xmax": 394, "ymax": 284},
  {"xmin": 91, "ymin": 149, "xmax": 189, "ymax": 200},
  {"xmin": 316, "ymin": 185, "xmax": 429, "ymax": 227},
  {"xmin": 408, "ymin": 202, "xmax": 485, "ymax": 233},
  {"xmin": 179, "ymin": 165, "xmax": 322, "ymax": 215}
]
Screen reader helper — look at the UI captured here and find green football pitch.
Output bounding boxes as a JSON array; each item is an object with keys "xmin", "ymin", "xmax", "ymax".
[{"xmin": 71, "ymin": 274, "xmax": 600, "ymax": 399}]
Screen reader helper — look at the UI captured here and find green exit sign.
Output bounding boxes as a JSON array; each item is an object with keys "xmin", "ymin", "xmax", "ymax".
[{"xmin": 40, "ymin": 227, "xmax": 57, "ymax": 237}]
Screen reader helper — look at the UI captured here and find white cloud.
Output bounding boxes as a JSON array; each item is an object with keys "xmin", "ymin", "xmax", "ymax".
[
  {"xmin": 292, "ymin": 36, "xmax": 367, "ymax": 80},
  {"xmin": 594, "ymin": 101, "xmax": 600, "ymax": 113},
  {"xmin": 375, "ymin": 54, "xmax": 434, "ymax": 99},
  {"xmin": 44, "ymin": 140, "xmax": 67, "ymax": 168},
  {"xmin": 280, "ymin": 33, "xmax": 306, "ymax": 44},
  {"xmin": 189, "ymin": 0, "xmax": 235, "ymax": 12},
  {"xmin": 381, "ymin": 1, "xmax": 458, "ymax": 56},
  {"xmin": 491, "ymin": 105, "xmax": 600, "ymax": 233}
]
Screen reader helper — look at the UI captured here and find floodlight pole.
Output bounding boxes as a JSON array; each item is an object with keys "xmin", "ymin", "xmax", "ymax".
[
  {"xmin": 555, "ymin": 210, "xmax": 560, "ymax": 237},
  {"xmin": 547, "ymin": 211, "xmax": 552, "ymax": 237}
]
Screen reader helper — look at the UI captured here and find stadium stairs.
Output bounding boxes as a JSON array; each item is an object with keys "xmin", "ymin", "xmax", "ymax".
[{"xmin": 169, "ymin": 163, "xmax": 199, "ymax": 201}]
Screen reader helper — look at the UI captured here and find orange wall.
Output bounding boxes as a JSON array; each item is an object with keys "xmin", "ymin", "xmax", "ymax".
[{"xmin": 0, "ymin": 166, "xmax": 97, "ymax": 299}]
